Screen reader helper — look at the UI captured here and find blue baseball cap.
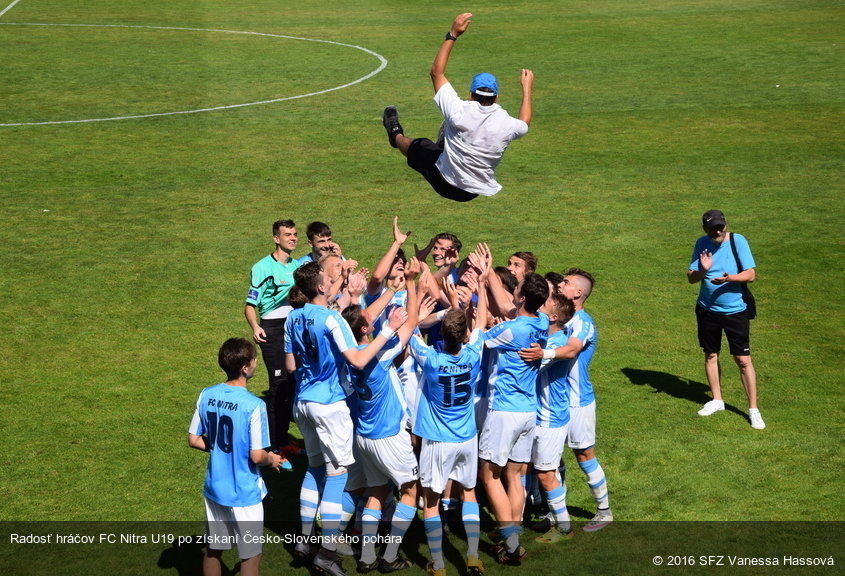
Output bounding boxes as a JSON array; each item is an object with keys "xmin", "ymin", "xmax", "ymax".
[{"xmin": 470, "ymin": 72, "xmax": 498, "ymax": 97}]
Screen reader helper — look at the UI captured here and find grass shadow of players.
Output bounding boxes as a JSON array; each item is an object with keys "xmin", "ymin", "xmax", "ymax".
[{"xmin": 621, "ymin": 367, "xmax": 746, "ymax": 417}]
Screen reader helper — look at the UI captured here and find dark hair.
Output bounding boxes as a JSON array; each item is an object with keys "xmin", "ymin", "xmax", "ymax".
[
  {"xmin": 520, "ymin": 273, "xmax": 550, "ymax": 314},
  {"xmin": 272, "ymin": 219, "xmax": 296, "ymax": 235},
  {"xmin": 394, "ymin": 248, "xmax": 407, "ymax": 266},
  {"xmin": 306, "ymin": 221, "xmax": 332, "ymax": 241},
  {"xmin": 549, "ymin": 293, "xmax": 575, "ymax": 327},
  {"xmin": 470, "ymin": 93, "xmax": 496, "ymax": 106},
  {"xmin": 495, "ymin": 266, "xmax": 518, "ymax": 294},
  {"xmin": 544, "ymin": 271, "xmax": 564, "ymax": 290},
  {"xmin": 288, "ymin": 285, "xmax": 307, "ymax": 309},
  {"xmin": 441, "ymin": 309, "xmax": 468, "ymax": 351},
  {"xmin": 435, "ymin": 232, "xmax": 462, "ymax": 254},
  {"xmin": 511, "ymin": 251, "xmax": 538, "ymax": 274},
  {"xmin": 218, "ymin": 338, "xmax": 256, "ymax": 380},
  {"xmin": 294, "ymin": 261, "xmax": 323, "ymax": 300},
  {"xmin": 341, "ymin": 305, "xmax": 368, "ymax": 339}
]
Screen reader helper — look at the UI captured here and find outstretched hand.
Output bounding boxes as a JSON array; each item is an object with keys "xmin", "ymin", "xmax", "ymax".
[
  {"xmin": 393, "ymin": 216, "xmax": 410, "ymax": 245},
  {"xmin": 698, "ymin": 249, "xmax": 713, "ymax": 273},
  {"xmin": 419, "ymin": 295, "xmax": 437, "ymax": 319},
  {"xmin": 404, "ymin": 257, "xmax": 421, "ymax": 282},
  {"xmin": 387, "ymin": 306, "xmax": 409, "ymax": 331},
  {"xmin": 346, "ymin": 269, "xmax": 367, "ymax": 298},
  {"xmin": 414, "ymin": 237, "xmax": 436, "ymax": 262},
  {"xmin": 451, "ymin": 13, "xmax": 473, "ymax": 37},
  {"xmin": 520, "ymin": 69, "xmax": 534, "ymax": 89}
]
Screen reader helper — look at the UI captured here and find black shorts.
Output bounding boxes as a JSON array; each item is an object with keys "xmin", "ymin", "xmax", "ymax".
[
  {"xmin": 406, "ymin": 138, "xmax": 478, "ymax": 202},
  {"xmin": 695, "ymin": 304, "xmax": 751, "ymax": 356}
]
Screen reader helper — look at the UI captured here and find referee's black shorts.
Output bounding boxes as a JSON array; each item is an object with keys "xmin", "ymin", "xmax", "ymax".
[{"xmin": 407, "ymin": 138, "xmax": 478, "ymax": 202}]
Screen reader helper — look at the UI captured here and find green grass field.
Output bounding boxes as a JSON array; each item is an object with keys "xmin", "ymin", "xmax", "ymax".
[{"xmin": 1, "ymin": 0, "xmax": 843, "ymax": 574}]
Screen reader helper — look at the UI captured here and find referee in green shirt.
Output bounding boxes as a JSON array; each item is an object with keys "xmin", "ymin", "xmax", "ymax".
[{"xmin": 244, "ymin": 219, "xmax": 302, "ymax": 467}]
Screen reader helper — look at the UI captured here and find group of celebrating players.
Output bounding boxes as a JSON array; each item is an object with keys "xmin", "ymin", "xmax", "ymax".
[
  {"xmin": 187, "ymin": 12, "xmax": 603, "ymax": 575},
  {"xmin": 189, "ymin": 216, "xmax": 612, "ymax": 576}
]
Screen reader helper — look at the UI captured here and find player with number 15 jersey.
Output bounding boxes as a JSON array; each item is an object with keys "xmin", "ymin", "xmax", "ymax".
[{"xmin": 410, "ymin": 329, "xmax": 483, "ymax": 443}]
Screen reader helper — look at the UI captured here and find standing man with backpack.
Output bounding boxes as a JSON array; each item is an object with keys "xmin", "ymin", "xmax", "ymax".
[{"xmin": 687, "ymin": 209, "xmax": 765, "ymax": 430}]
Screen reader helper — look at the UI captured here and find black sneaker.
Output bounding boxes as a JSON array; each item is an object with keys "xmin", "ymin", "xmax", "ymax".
[
  {"xmin": 382, "ymin": 106, "xmax": 404, "ymax": 148},
  {"xmin": 314, "ymin": 549, "xmax": 348, "ymax": 576},
  {"xmin": 527, "ymin": 511, "xmax": 553, "ymax": 533},
  {"xmin": 357, "ymin": 559, "xmax": 379, "ymax": 574},
  {"xmin": 495, "ymin": 545, "xmax": 527, "ymax": 566},
  {"xmin": 378, "ymin": 556, "xmax": 412, "ymax": 573},
  {"xmin": 294, "ymin": 541, "xmax": 315, "ymax": 559}
]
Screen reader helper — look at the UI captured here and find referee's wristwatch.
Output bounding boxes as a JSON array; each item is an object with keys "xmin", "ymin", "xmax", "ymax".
[{"xmin": 444, "ymin": 31, "xmax": 457, "ymax": 42}]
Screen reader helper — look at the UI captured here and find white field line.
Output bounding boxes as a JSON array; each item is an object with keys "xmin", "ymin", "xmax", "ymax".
[
  {"xmin": 0, "ymin": 23, "xmax": 389, "ymax": 126},
  {"xmin": 0, "ymin": 0, "xmax": 23, "ymax": 19}
]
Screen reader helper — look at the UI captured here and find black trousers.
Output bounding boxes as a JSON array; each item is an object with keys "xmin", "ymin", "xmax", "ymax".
[{"xmin": 257, "ymin": 317, "xmax": 294, "ymax": 448}]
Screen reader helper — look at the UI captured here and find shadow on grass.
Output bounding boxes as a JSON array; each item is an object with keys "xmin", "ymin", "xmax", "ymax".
[
  {"xmin": 157, "ymin": 540, "xmax": 227, "ymax": 576},
  {"xmin": 621, "ymin": 367, "xmax": 747, "ymax": 418}
]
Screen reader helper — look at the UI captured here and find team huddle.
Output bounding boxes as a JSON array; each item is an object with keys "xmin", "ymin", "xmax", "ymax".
[
  {"xmin": 186, "ymin": 12, "xmax": 612, "ymax": 576},
  {"xmin": 189, "ymin": 216, "xmax": 612, "ymax": 576},
  {"xmin": 185, "ymin": 7, "xmax": 766, "ymax": 575}
]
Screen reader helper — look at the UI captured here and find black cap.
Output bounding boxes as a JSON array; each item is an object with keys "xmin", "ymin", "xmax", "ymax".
[{"xmin": 702, "ymin": 209, "xmax": 726, "ymax": 229}]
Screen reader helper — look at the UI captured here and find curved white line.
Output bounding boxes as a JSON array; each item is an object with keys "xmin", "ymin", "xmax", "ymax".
[{"xmin": 0, "ymin": 23, "xmax": 388, "ymax": 127}]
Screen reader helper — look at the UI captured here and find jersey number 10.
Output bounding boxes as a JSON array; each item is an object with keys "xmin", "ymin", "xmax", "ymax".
[{"xmin": 206, "ymin": 412, "xmax": 234, "ymax": 453}]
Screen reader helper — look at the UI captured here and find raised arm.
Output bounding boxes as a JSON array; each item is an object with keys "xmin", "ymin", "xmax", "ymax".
[
  {"xmin": 396, "ymin": 258, "xmax": 424, "ymax": 344},
  {"xmin": 687, "ymin": 249, "xmax": 712, "ymax": 284},
  {"xmin": 368, "ymin": 216, "xmax": 410, "ymax": 295},
  {"xmin": 414, "ymin": 236, "xmax": 436, "ymax": 264},
  {"xmin": 468, "ymin": 246, "xmax": 491, "ymax": 331},
  {"xmin": 337, "ymin": 267, "xmax": 368, "ymax": 310},
  {"xmin": 431, "ymin": 13, "xmax": 473, "ymax": 93},
  {"xmin": 518, "ymin": 69, "xmax": 534, "ymax": 125},
  {"xmin": 481, "ymin": 243, "xmax": 518, "ymax": 318},
  {"xmin": 343, "ymin": 307, "xmax": 409, "ymax": 369},
  {"xmin": 363, "ymin": 272, "xmax": 403, "ymax": 327}
]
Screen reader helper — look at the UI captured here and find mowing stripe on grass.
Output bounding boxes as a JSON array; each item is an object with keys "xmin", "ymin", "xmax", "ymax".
[{"xmin": 0, "ymin": 23, "xmax": 389, "ymax": 127}]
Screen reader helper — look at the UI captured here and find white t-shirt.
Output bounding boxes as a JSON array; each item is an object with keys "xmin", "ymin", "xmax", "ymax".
[{"xmin": 434, "ymin": 82, "xmax": 529, "ymax": 196}]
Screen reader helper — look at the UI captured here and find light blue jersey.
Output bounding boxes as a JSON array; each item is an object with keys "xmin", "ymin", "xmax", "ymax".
[
  {"xmin": 347, "ymin": 340, "xmax": 407, "ymax": 440},
  {"xmin": 188, "ymin": 383, "xmax": 270, "ymax": 507},
  {"xmin": 689, "ymin": 233, "xmax": 755, "ymax": 314},
  {"xmin": 536, "ymin": 330, "xmax": 572, "ymax": 428},
  {"xmin": 564, "ymin": 310, "xmax": 597, "ymax": 408},
  {"xmin": 410, "ymin": 330, "xmax": 483, "ymax": 442},
  {"xmin": 363, "ymin": 288, "xmax": 407, "ymax": 335},
  {"xmin": 484, "ymin": 313, "xmax": 549, "ymax": 413},
  {"xmin": 285, "ymin": 303, "xmax": 358, "ymax": 404}
]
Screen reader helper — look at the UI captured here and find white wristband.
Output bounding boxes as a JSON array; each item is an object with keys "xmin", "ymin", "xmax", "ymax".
[
  {"xmin": 436, "ymin": 310, "xmax": 448, "ymax": 321},
  {"xmin": 542, "ymin": 348, "xmax": 555, "ymax": 360},
  {"xmin": 379, "ymin": 325, "xmax": 397, "ymax": 340}
]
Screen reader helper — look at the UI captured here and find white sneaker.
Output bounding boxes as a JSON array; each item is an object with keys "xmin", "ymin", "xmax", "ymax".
[
  {"xmin": 583, "ymin": 509, "xmax": 613, "ymax": 533},
  {"xmin": 749, "ymin": 409, "xmax": 766, "ymax": 429},
  {"xmin": 697, "ymin": 399, "xmax": 725, "ymax": 416}
]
